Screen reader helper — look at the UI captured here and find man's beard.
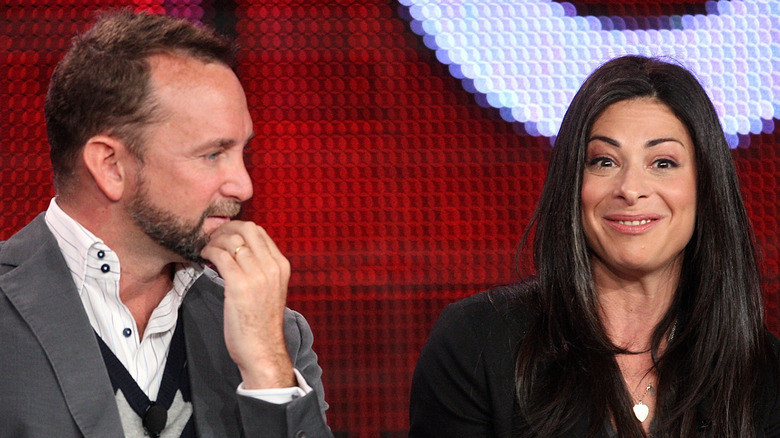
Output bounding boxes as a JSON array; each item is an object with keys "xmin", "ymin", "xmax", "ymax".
[{"xmin": 127, "ymin": 177, "xmax": 241, "ymax": 263}]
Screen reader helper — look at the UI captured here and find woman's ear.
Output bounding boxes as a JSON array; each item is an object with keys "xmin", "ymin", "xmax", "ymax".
[{"xmin": 81, "ymin": 135, "xmax": 133, "ymax": 202}]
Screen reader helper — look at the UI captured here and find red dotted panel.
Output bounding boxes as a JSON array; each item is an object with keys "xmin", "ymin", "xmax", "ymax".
[{"xmin": 1, "ymin": 1, "xmax": 778, "ymax": 436}]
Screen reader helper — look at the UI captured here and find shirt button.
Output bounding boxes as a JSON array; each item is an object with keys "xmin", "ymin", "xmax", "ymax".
[
  {"xmin": 97, "ymin": 250, "xmax": 105, "ymax": 259},
  {"xmin": 101, "ymin": 264, "xmax": 110, "ymax": 273},
  {"xmin": 123, "ymin": 328, "xmax": 132, "ymax": 338},
  {"xmin": 294, "ymin": 431, "xmax": 307, "ymax": 438}
]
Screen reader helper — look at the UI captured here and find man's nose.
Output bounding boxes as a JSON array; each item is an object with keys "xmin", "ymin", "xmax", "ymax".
[{"xmin": 223, "ymin": 155, "xmax": 254, "ymax": 202}]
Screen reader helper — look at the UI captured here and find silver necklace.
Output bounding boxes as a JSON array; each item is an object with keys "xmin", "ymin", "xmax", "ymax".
[{"xmin": 632, "ymin": 383, "xmax": 654, "ymax": 422}]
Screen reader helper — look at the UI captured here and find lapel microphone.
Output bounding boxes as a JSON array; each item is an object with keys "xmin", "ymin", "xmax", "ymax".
[{"xmin": 143, "ymin": 402, "xmax": 168, "ymax": 437}]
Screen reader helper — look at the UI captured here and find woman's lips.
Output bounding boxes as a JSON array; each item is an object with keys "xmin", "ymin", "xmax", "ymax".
[{"xmin": 603, "ymin": 214, "xmax": 661, "ymax": 234}]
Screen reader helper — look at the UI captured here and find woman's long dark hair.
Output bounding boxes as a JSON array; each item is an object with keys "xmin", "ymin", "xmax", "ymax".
[{"xmin": 512, "ymin": 55, "xmax": 771, "ymax": 437}]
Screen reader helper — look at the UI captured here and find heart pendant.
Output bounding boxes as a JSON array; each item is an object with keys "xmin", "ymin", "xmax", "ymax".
[{"xmin": 632, "ymin": 402, "xmax": 649, "ymax": 423}]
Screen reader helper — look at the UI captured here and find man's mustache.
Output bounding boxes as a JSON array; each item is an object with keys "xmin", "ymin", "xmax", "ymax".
[{"xmin": 203, "ymin": 201, "xmax": 241, "ymax": 219}]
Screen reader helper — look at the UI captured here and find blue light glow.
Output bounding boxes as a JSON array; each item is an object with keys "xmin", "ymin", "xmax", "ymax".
[{"xmin": 401, "ymin": 0, "xmax": 780, "ymax": 148}]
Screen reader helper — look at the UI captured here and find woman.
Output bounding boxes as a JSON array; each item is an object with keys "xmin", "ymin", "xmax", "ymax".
[{"xmin": 409, "ymin": 55, "xmax": 780, "ymax": 437}]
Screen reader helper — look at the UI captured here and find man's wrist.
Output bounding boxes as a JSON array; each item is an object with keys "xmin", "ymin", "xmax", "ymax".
[{"xmin": 237, "ymin": 369, "xmax": 312, "ymax": 404}]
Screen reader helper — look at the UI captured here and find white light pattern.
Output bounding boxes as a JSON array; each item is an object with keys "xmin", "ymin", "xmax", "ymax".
[{"xmin": 398, "ymin": 0, "xmax": 779, "ymax": 147}]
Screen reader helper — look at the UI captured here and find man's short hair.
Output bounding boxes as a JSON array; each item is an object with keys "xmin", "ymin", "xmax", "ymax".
[{"xmin": 44, "ymin": 9, "xmax": 237, "ymax": 193}]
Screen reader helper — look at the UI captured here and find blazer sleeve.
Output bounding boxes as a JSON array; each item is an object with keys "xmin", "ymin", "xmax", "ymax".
[{"xmin": 235, "ymin": 309, "xmax": 333, "ymax": 438}]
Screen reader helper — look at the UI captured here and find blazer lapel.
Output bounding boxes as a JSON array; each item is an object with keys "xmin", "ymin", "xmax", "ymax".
[
  {"xmin": 182, "ymin": 274, "xmax": 243, "ymax": 436},
  {"xmin": 0, "ymin": 216, "xmax": 123, "ymax": 437}
]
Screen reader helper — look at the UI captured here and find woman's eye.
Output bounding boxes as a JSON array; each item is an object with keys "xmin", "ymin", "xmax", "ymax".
[
  {"xmin": 653, "ymin": 158, "xmax": 679, "ymax": 169},
  {"xmin": 587, "ymin": 157, "xmax": 615, "ymax": 168}
]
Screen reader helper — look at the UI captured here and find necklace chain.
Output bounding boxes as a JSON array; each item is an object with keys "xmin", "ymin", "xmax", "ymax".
[
  {"xmin": 626, "ymin": 323, "xmax": 674, "ymax": 423},
  {"xmin": 635, "ymin": 383, "xmax": 654, "ymax": 403}
]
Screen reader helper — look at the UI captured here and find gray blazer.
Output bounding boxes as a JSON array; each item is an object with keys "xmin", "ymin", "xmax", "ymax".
[{"xmin": 0, "ymin": 214, "xmax": 332, "ymax": 437}]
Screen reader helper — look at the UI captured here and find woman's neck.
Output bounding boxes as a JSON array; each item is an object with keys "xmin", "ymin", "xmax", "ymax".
[
  {"xmin": 592, "ymin": 257, "xmax": 680, "ymax": 351},
  {"xmin": 592, "ymin": 260, "xmax": 681, "ymax": 434}
]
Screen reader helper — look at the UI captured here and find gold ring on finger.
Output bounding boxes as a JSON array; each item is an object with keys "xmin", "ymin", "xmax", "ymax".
[{"xmin": 232, "ymin": 244, "xmax": 248, "ymax": 260}]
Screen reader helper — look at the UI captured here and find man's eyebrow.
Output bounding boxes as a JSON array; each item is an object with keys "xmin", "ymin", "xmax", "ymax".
[
  {"xmin": 196, "ymin": 139, "xmax": 233, "ymax": 152},
  {"xmin": 195, "ymin": 133, "xmax": 255, "ymax": 152}
]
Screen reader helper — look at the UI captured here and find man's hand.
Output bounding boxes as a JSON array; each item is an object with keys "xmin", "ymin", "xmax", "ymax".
[{"xmin": 200, "ymin": 220, "xmax": 296, "ymax": 389}]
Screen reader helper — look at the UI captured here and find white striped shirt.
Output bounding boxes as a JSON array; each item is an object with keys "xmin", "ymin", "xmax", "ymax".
[
  {"xmin": 44, "ymin": 198, "xmax": 309, "ymax": 403},
  {"xmin": 45, "ymin": 198, "xmax": 199, "ymax": 399}
]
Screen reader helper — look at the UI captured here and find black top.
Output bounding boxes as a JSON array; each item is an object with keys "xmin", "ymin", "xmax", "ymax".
[{"xmin": 409, "ymin": 285, "xmax": 780, "ymax": 437}]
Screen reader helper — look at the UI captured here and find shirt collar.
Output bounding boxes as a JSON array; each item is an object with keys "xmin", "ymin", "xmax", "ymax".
[{"xmin": 44, "ymin": 197, "xmax": 204, "ymax": 298}]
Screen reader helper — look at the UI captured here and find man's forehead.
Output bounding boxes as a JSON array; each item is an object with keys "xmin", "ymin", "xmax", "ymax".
[
  {"xmin": 140, "ymin": 52, "xmax": 253, "ymax": 152},
  {"xmin": 147, "ymin": 53, "xmax": 215, "ymax": 85},
  {"xmin": 146, "ymin": 53, "xmax": 244, "ymax": 111}
]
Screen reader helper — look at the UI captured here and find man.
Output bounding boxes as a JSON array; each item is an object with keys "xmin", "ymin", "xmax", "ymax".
[{"xmin": 0, "ymin": 10, "xmax": 331, "ymax": 437}]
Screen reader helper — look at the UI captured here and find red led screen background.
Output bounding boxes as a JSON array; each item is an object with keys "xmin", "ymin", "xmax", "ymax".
[{"xmin": 1, "ymin": 1, "xmax": 778, "ymax": 435}]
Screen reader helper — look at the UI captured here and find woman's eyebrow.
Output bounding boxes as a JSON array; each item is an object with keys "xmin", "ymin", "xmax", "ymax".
[
  {"xmin": 587, "ymin": 135, "xmax": 686, "ymax": 149},
  {"xmin": 587, "ymin": 135, "xmax": 619, "ymax": 146},
  {"xmin": 646, "ymin": 137, "xmax": 686, "ymax": 148}
]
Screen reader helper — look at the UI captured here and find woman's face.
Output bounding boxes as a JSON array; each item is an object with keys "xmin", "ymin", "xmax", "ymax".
[{"xmin": 580, "ymin": 98, "xmax": 697, "ymax": 279}]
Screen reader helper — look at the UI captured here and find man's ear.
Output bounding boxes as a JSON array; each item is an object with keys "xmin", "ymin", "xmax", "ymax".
[{"xmin": 82, "ymin": 135, "xmax": 134, "ymax": 202}]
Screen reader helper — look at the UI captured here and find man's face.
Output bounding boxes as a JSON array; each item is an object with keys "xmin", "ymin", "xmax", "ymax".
[
  {"xmin": 127, "ymin": 171, "xmax": 240, "ymax": 262},
  {"xmin": 125, "ymin": 54, "xmax": 254, "ymax": 262}
]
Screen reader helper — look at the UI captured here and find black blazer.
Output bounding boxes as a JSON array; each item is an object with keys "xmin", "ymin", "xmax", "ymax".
[{"xmin": 409, "ymin": 286, "xmax": 780, "ymax": 437}]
